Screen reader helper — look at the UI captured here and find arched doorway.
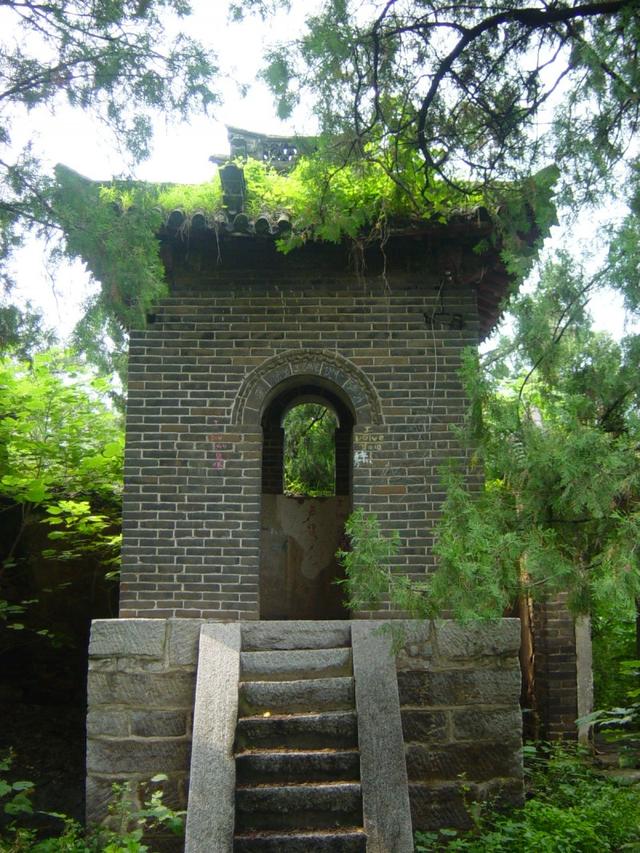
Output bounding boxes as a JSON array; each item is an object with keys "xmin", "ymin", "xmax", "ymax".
[{"xmin": 259, "ymin": 379, "xmax": 353, "ymax": 620}]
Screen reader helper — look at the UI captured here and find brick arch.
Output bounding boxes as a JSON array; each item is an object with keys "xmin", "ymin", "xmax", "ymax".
[{"xmin": 231, "ymin": 349, "xmax": 383, "ymax": 426}]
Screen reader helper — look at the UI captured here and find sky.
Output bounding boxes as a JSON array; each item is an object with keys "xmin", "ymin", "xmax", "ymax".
[
  {"xmin": 7, "ymin": 0, "xmax": 321, "ymax": 337},
  {"xmin": 4, "ymin": 0, "xmax": 634, "ymax": 343}
]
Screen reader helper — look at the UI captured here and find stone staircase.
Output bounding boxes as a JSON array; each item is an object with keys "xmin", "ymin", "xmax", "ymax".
[{"xmin": 233, "ymin": 622, "xmax": 367, "ymax": 852}]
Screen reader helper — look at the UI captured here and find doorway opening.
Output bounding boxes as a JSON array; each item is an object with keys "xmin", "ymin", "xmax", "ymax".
[{"xmin": 260, "ymin": 381, "xmax": 353, "ymax": 620}]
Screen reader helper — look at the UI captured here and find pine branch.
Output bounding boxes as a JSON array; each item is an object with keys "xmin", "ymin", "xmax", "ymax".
[{"xmin": 415, "ymin": 0, "xmax": 633, "ymax": 168}]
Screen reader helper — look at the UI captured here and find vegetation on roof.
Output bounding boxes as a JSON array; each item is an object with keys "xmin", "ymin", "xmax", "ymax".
[{"xmin": 54, "ymin": 151, "xmax": 558, "ymax": 334}]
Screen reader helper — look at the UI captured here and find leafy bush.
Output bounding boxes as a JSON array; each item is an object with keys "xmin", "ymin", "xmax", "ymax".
[
  {"xmin": 578, "ymin": 659, "xmax": 640, "ymax": 766},
  {"xmin": 415, "ymin": 746, "xmax": 640, "ymax": 852},
  {"xmin": 0, "ymin": 348, "xmax": 123, "ymax": 650},
  {"xmin": 336, "ymin": 509, "xmax": 400, "ymax": 610},
  {"xmin": 1, "ymin": 754, "xmax": 183, "ymax": 853},
  {"xmin": 591, "ymin": 595, "xmax": 637, "ymax": 709}
]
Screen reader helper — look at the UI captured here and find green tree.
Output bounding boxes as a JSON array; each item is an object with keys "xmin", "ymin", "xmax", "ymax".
[
  {"xmin": 283, "ymin": 403, "xmax": 336, "ymax": 496},
  {"xmin": 343, "ymin": 254, "xmax": 640, "ymax": 623},
  {"xmin": 254, "ymin": 0, "xmax": 638, "ymax": 204},
  {"xmin": 0, "ymin": 0, "xmax": 220, "ymax": 352},
  {"xmin": 0, "ymin": 303, "xmax": 56, "ymax": 359},
  {"xmin": 0, "ymin": 348, "xmax": 123, "ymax": 640}
]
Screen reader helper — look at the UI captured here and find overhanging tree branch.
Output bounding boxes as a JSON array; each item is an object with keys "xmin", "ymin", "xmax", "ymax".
[{"xmin": 416, "ymin": 0, "xmax": 633, "ymax": 167}]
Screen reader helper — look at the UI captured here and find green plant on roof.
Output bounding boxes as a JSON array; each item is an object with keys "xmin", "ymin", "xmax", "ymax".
[{"xmin": 53, "ymin": 148, "xmax": 558, "ymax": 338}]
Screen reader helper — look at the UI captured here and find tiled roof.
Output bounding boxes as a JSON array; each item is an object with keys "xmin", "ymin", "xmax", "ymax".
[{"xmin": 158, "ymin": 204, "xmax": 530, "ymax": 340}]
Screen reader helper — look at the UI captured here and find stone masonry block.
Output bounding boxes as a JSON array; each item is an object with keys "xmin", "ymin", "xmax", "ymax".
[
  {"xmin": 88, "ymin": 671, "xmax": 195, "ymax": 708},
  {"xmin": 88, "ymin": 658, "xmax": 117, "ymax": 672},
  {"xmin": 131, "ymin": 710, "xmax": 188, "ymax": 738},
  {"xmin": 396, "ymin": 619, "xmax": 520, "ymax": 668},
  {"xmin": 397, "ymin": 667, "xmax": 521, "ymax": 707},
  {"xmin": 400, "ymin": 709, "xmax": 448, "ymax": 743},
  {"xmin": 471, "ymin": 777, "xmax": 524, "ymax": 809},
  {"xmin": 86, "ymin": 709, "xmax": 129, "ymax": 738},
  {"xmin": 408, "ymin": 783, "xmax": 472, "ymax": 832},
  {"xmin": 168, "ymin": 618, "xmax": 204, "ymax": 666},
  {"xmin": 406, "ymin": 741, "xmax": 522, "ymax": 783},
  {"xmin": 396, "ymin": 632, "xmax": 435, "ymax": 668},
  {"xmin": 115, "ymin": 659, "xmax": 168, "ymax": 674},
  {"xmin": 86, "ymin": 776, "xmax": 126, "ymax": 825},
  {"xmin": 88, "ymin": 773, "xmax": 189, "ymax": 830},
  {"xmin": 453, "ymin": 708, "xmax": 523, "ymax": 741},
  {"xmin": 87, "ymin": 738, "xmax": 191, "ymax": 775},
  {"xmin": 89, "ymin": 619, "xmax": 167, "ymax": 658}
]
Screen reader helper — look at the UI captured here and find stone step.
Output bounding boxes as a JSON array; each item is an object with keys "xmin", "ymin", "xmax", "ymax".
[
  {"xmin": 234, "ymin": 828, "xmax": 367, "ymax": 852},
  {"xmin": 235, "ymin": 711, "xmax": 358, "ymax": 752},
  {"xmin": 241, "ymin": 621, "xmax": 351, "ymax": 651},
  {"xmin": 240, "ymin": 648, "xmax": 352, "ymax": 682},
  {"xmin": 235, "ymin": 782, "xmax": 363, "ymax": 832},
  {"xmin": 236, "ymin": 749, "xmax": 360, "ymax": 785},
  {"xmin": 239, "ymin": 677, "xmax": 354, "ymax": 716}
]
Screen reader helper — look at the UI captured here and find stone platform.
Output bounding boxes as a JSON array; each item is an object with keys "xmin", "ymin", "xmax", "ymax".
[{"xmin": 86, "ymin": 618, "xmax": 523, "ymax": 849}]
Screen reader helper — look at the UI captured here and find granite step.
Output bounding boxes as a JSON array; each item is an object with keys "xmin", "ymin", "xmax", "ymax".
[
  {"xmin": 239, "ymin": 676, "xmax": 354, "ymax": 716},
  {"xmin": 233, "ymin": 828, "xmax": 367, "ymax": 852},
  {"xmin": 234, "ymin": 622, "xmax": 365, "ymax": 847},
  {"xmin": 241, "ymin": 621, "xmax": 351, "ymax": 651},
  {"xmin": 240, "ymin": 648, "xmax": 352, "ymax": 681},
  {"xmin": 235, "ymin": 711, "xmax": 358, "ymax": 752},
  {"xmin": 235, "ymin": 782, "xmax": 363, "ymax": 832},
  {"xmin": 236, "ymin": 749, "xmax": 360, "ymax": 785}
]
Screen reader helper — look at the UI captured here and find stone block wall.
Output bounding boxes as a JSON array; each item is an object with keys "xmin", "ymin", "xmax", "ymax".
[
  {"xmin": 395, "ymin": 619, "xmax": 523, "ymax": 830},
  {"xmin": 121, "ymin": 240, "xmax": 480, "ymax": 618},
  {"xmin": 86, "ymin": 618, "xmax": 523, "ymax": 839},
  {"xmin": 86, "ymin": 619, "xmax": 201, "ymax": 825}
]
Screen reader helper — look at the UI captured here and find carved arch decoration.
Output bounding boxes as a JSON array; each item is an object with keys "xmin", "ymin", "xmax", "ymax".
[{"xmin": 231, "ymin": 348, "xmax": 384, "ymax": 426}]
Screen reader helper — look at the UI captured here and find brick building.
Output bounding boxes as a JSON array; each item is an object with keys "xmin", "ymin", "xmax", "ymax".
[
  {"xmin": 120, "ymin": 225, "xmax": 488, "ymax": 621},
  {"xmin": 80, "ymin": 132, "xmax": 590, "ymax": 849}
]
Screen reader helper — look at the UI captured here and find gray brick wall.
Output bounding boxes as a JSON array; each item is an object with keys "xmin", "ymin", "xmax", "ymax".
[
  {"xmin": 532, "ymin": 592, "xmax": 580, "ymax": 739},
  {"xmin": 120, "ymin": 242, "xmax": 480, "ymax": 618}
]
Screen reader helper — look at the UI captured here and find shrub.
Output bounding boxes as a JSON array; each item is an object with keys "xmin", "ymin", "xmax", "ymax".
[
  {"xmin": 415, "ymin": 745, "xmax": 640, "ymax": 852},
  {"xmin": 1, "ymin": 756, "xmax": 183, "ymax": 853}
]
